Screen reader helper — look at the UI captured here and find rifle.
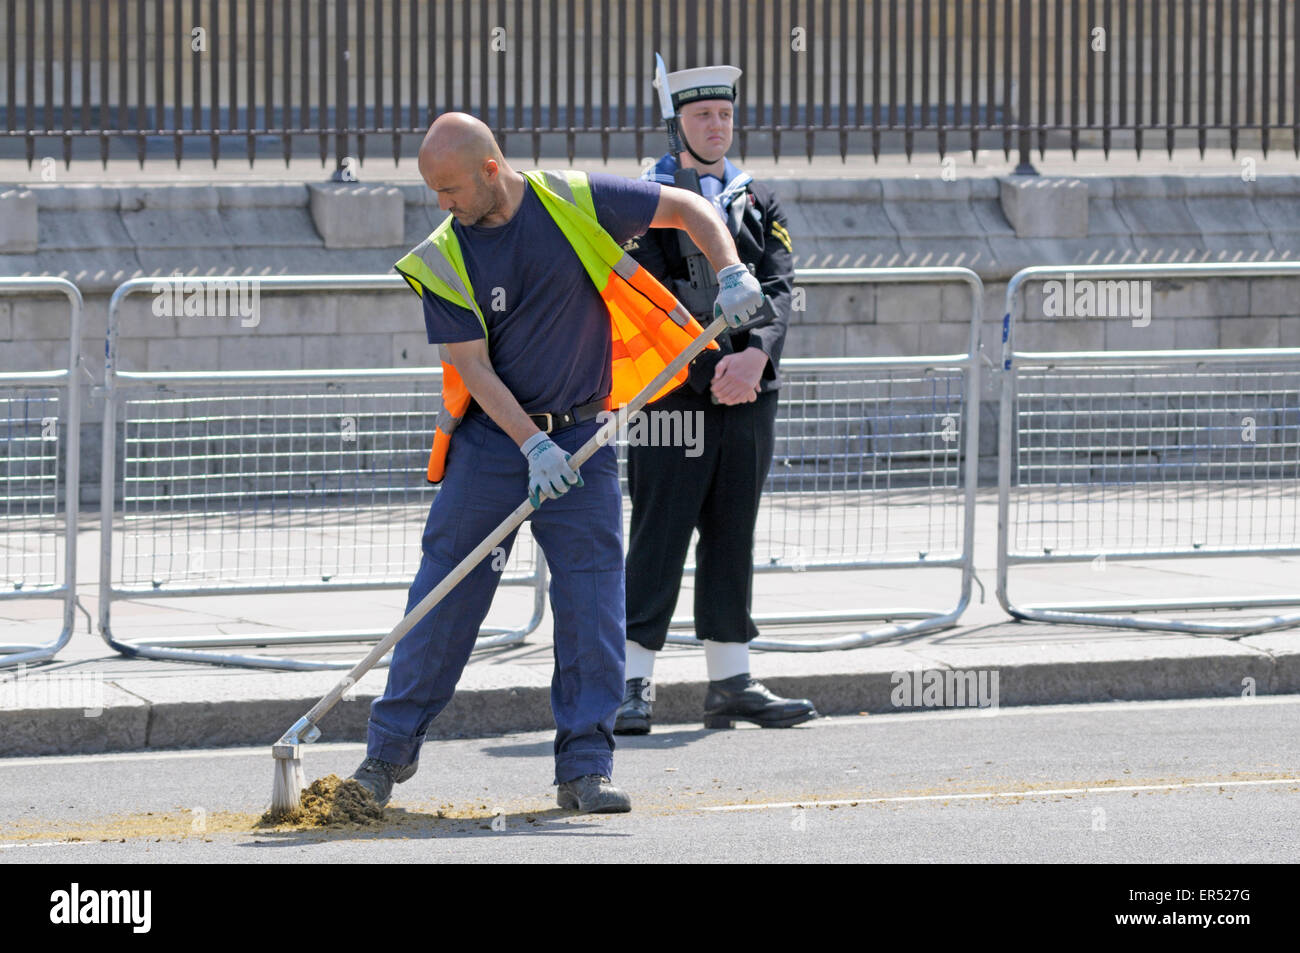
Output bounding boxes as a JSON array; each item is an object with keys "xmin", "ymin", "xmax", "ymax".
[
  {"xmin": 652, "ymin": 55, "xmax": 777, "ymax": 405},
  {"xmin": 653, "ymin": 53, "xmax": 721, "ymax": 318}
]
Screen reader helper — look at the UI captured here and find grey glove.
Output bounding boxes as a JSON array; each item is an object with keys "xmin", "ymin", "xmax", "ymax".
[
  {"xmin": 521, "ymin": 432, "xmax": 583, "ymax": 507},
  {"xmin": 713, "ymin": 262, "xmax": 765, "ymax": 329}
]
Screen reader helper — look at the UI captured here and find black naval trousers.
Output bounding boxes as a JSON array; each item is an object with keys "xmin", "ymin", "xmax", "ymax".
[{"xmin": 625, "ymin": 382, "xmax": 779, "ymax": 651}]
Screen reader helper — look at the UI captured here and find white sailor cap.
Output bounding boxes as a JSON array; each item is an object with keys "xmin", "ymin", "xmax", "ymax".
[{"xmin": 656, "ymin": 65, "xmax": 742, "ymax": 109}]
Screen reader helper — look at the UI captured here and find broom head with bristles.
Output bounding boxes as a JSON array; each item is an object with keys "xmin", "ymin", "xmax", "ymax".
[{"xmin": 268, "ymin": 743, "xmax": 306, "ymax": 820}]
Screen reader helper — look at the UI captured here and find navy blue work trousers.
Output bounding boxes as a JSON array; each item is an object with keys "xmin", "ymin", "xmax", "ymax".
[{"xmin": 366, "ymin": 412, "xmax": 625, "ymax": 784}]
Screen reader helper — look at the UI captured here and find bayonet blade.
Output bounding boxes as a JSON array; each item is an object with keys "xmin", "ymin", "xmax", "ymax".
[{"xmin": 653, "ymin": 52, "xmax": 675, "ymax": 122}]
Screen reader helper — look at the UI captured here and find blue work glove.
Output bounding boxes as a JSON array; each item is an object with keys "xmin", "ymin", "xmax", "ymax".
[
  {"xmin": 521, "ymin": 432, "xmax": 583, "ymax": 507},
  {"xmin": 713, "ymin": 262, "xmax": 765, "ymax": 329}
]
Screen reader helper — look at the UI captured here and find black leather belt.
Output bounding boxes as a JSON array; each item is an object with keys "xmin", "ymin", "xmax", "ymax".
[{"xmin": 528, "ymin": 397, "xmax": 607, "ymax": 434}]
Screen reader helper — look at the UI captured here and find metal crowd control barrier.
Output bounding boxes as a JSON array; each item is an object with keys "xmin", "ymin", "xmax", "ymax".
[
  {"xmin": 998, "ymin": 263, "xmax": 1300, "ymax": 636},
  {"xmin": 0, "ymin": 277, "xmax": 83, "ymax": 668},
  {"xmin": 99, "ymin": 275, "xmax": 547, "ymax": 670},
  {"xmin": 659, "ymin": 266, "xmax": 984, "ymax": 650}
]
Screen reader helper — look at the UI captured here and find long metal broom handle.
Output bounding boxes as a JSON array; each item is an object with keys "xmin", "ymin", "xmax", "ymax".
[{"xmin": 281, "ymin": 314, "xmax": 729, "ymax": 742}]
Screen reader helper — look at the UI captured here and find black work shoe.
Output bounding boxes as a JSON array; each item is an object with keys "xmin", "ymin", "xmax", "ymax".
[
  {"xmin": 556, "ymin": 774, "xmax": 632, "ymax": 813},
  {"xmin": 703, "ymin": 674, "xmax": 818, "ymax": 729},
  {"xmin": 349, "ymin": 756, "xmax": 418, "ymax": 808},
  {"xmin": 613, "ymin": 677, "xmax": 653, "ymax": 735}
]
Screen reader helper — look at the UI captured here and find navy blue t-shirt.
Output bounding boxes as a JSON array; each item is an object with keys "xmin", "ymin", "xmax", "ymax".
[{"xmin": 421, "ymin": 172, "xmax": 661, "ymax": 414}]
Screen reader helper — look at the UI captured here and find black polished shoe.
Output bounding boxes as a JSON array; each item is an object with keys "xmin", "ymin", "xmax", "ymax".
[
  {"xmin": 556, "ymin": 774, "xmax": 632, "ymax": 813},
  {"xmin": 349, "ymin": 756, "xmax": 418, "ymax": 808},
  {"xmin": 613, "ymin": 677, "xmax": 653, "ymax": 735},
  {"xmin": 703, "ymin": 674, "xmax": 818, "ymax": 729}
]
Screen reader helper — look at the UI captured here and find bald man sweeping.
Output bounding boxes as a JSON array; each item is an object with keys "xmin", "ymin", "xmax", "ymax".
[{"xmin": 351, "ymin": 113, "xmax": 764, "ymax": 813}]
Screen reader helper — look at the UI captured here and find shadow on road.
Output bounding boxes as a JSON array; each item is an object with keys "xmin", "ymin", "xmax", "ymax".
[{"xmin": 481, "ymin": 725, "xmax": 719, "ymax": 760}]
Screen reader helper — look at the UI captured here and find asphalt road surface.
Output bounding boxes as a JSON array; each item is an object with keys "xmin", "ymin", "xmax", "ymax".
[{"xmin": 1, "ymin": 696, "xmax": 1297, "ymax": 863}]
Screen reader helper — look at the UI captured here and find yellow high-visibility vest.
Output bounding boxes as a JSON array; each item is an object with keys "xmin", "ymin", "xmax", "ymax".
[{"xmin": 394, "ymin": 168, "xmax": 716, "ymax": 483}]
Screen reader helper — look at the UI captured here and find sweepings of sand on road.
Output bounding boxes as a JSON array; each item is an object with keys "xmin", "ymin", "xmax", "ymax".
[
  {"xmin": 0, "ymin": 796, "xmax": 530, "ymax": 843},
  {"xmin": 257, "ymin": 774, "xmax": 384, "ymax": 829},
  {"xmin": 0, "ymin": 788, "xmax": 562, "ymax": 844},
  {"xmin": 1, "ymin": 810, "xmax": 262, "ymax": 842}
]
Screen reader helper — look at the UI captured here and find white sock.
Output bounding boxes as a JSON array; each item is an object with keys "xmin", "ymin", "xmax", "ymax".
[
  {"xmin": 703, "ymin": 641, "xmax": 750, "ymax": 681},
  {"xmin": 625, "ymin": 641, "xmax": 657, "ymax": 681}
]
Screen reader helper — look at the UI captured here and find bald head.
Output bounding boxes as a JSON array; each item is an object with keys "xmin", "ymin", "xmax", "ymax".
[
  {"xmin": 418, "ymin": 112, "xmax": 521, "ymax": 227},
  {"xmin": 419, "ymin": 112, "xmax": 504, "ymax": 174}
]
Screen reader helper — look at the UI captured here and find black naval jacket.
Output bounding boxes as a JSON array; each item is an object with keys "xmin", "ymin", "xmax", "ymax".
[{"xmin": 621, "ymin": 177, "xmax": 795, "ymax": 396}]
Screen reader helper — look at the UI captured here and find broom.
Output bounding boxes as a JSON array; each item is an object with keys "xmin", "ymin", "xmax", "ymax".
[{"xmin": 268, "ymin": 312, "xmax": 731, "ymax": 818}]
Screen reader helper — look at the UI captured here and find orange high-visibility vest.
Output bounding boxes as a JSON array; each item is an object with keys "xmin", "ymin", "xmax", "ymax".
[{"xmin": 394, "ymin": 169, "xmax": 717, "ymax": 483}]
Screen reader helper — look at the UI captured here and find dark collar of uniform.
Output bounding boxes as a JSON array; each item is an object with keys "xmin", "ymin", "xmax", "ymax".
[{"xmin": 642, "ymin": 154, "xmax": 753, "ymax": 211}]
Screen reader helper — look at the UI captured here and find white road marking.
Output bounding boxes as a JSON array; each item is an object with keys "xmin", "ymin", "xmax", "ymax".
[
  {"xmin": 0, "ymin": 839, "xmax": 95, "ymax": 851},
  {"xmin": 803, "ymin": 694, "xmax": 1300, "ymax": 728},
  {"xmin": 0, "ymin": 741, "xmax": 365, "ymax": 769},
  {"xmin": 703, "ymin": 776, "xmax": 1300, "ymax": 812}
]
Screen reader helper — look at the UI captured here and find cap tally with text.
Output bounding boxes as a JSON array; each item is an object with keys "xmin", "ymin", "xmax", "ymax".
[{"xmin": 656, "ymin": 65, "xmax": 742, "ymax": 110}]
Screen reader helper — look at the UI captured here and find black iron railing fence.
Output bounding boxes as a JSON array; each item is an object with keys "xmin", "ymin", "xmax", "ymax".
[{"xmin": 1, "ymin": 0, "xmax": 1297, "ymax": 172}]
